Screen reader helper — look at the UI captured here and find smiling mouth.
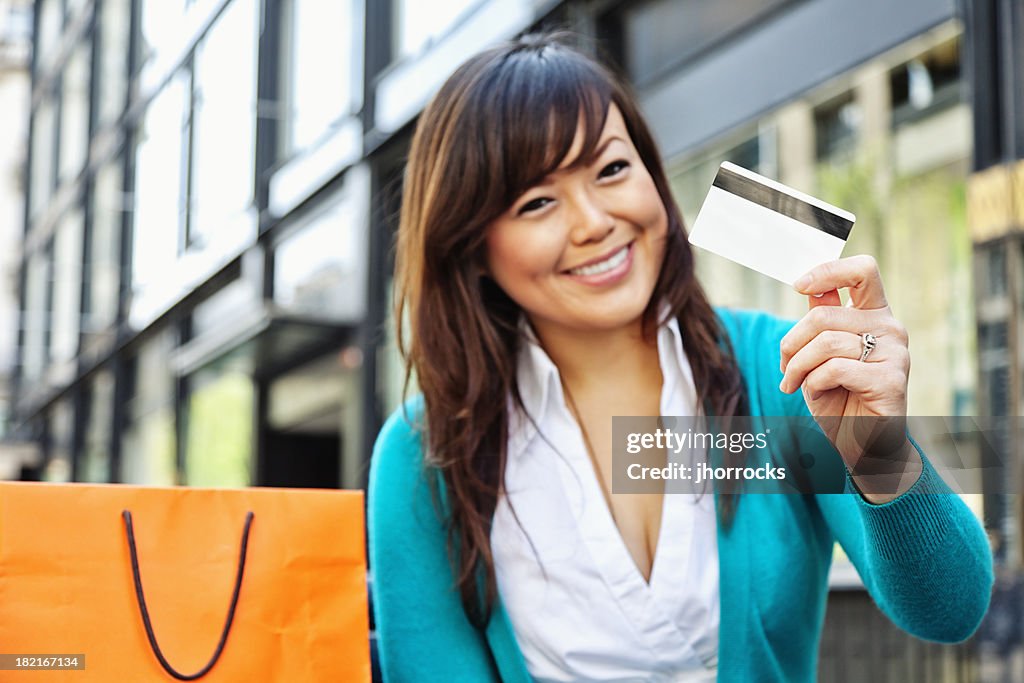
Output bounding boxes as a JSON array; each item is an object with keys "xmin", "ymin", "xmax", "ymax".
[{"xmin": 565, "ymin": 243, "xmax": 632, "ymax": 277}]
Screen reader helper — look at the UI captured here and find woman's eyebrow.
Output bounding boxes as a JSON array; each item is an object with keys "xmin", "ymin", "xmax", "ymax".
[{"xmin": 592, "ymin": 135, "xmax": 625, "ymax": 160}]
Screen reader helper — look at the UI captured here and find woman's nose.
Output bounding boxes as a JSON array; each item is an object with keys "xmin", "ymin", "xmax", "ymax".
[{"xmin": 567, "ymin": 190, "xmax": 615, "ymax": 244}]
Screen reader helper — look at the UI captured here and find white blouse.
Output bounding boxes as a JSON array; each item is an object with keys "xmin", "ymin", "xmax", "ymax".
[{"xmin": 490, "ymin": 315, "xmax": 720, "ymax": 683}]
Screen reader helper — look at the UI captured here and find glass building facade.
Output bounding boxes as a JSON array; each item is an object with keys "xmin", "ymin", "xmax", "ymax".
[
  {"xmin": 0, "ymin": 0, "xmax": 33, "ymax": 476},
  {"xmin": 14, "ymin": 0, "xmax": 377, "ymax": 489},
  {"xmin": 8, "ymin": 0, "xmax": 1022, "ymax": 677}
]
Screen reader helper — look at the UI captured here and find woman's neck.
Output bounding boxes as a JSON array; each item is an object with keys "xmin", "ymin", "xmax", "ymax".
[{"xmin": 529, "ymin": 316, "xmax": 662, "ymax": 397}]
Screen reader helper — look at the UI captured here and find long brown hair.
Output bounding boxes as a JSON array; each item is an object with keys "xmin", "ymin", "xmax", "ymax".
[{"xmin": 394, "ymin": 33, "xmax": 748, "ymax": 628}]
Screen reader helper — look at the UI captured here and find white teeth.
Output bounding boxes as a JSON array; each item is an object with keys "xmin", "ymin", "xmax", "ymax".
[{"xmin": 568, "ymin": 245, "xmax": 629, "ymax": 276}]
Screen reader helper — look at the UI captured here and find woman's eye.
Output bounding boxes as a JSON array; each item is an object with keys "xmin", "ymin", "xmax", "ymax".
[
  {"xmin": 599, "ymin": 160, "xmax": 630, "ymax": 178},
  {"xmin": 518, "ymin": 197, "xmax": 552, "ymax": 215}
]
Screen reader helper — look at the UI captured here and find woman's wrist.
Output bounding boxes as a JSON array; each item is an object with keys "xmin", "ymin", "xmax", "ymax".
[{"xmin": 848, "ymin": 438, "xmax": 923, "ymax": 504}]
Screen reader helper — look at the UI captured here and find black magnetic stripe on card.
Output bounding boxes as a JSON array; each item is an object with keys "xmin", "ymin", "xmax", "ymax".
[{"xmin": 712, "ymin": 166, "xmax": 853, "ymax": 240}]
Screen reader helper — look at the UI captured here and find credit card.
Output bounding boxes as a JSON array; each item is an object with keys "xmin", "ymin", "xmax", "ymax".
[{"xmin": 687, "ymin": 162, "xmax": 856, "ymax": 286}]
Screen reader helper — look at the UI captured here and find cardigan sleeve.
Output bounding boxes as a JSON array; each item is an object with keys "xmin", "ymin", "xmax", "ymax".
[
  {"xmin": 368, "ymin": 398, "xmax": 500, "ymax": 682},
  {"xmin": 814, "ymin": 440, "xmax": 993, "ymax": 642},
  {"xmin": 723, "ymin": 308, "xmax": 994, "ymax": 644}
]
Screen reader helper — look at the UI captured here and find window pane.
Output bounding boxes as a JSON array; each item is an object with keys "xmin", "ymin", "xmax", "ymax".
[
  {"xmin": 814, "ymin": 93, "xmax": 860, "ymax": 162},
  {"xmin": 44, "ymin": 399, "xmax": 73, "ymax": 482},
  {"xmin": 273, "ymin": 191, "xmax": 367, "ymax": 322},
  {"xmin": 890, "ymin": 37, "xmax": 961, "ymax": 127},
  {"xmin": 136, "ymin": 0, "xmax": 188, "ymax": 79},
  {"xmin": 283, "ymin": 0, "xmax": 363, "ymax": 153},
  {"xmin": 86, "ymin": 160, "xmax": 124, "ymax": 338},
  {"xmin": 82, "ymin": 370, "xmax": 115, "ymax": 482},
  {"xmin": 610, "ymin": 0, "xmax": 792, "ymax": 87},
  {"xmin": 671, "ymin": 135, "xmax": 762, "ymax": 224},
  {"xmin": 35, "ymin": 0, "xmax": 63, "ymax": 74},
  {"xmin": 51, "ymin": 210, "xmax": 83, "ymax": 363},
  {"xmin": 191, "ymin": 277, "xmax": 258, "ymax": 338},
  {"xmin": 190, "ymin": 0, "xmax": 257, "ymax": 252},
  {"xmin": 22, "ymin": 250, "xmax": 51, "ymax": 382},
  {"xmin": 121, "ymin": 330, "xmax": 177, "ymax": 485},
  {"xmin": 0, "ymin": 269, "xmax": 13, "ymax": 381},
  {"xmin": 59, "ymin": 41, "xmax": 91, "ymax": 184},
  {"xmin": 132, "ymin": 72, "xmax": 188, "ymax": 310},
  {"xmin": 185, "ymin": 359, "xmax": 253, "ymax": 487},
  {"xmin": 393, "ymin": 0, "xmax": 477, "ymax": 59},
  {"xmin": 885, "ymin": 163, "xmax": 972, "ymax": 415},
  {"xmin": 669, "ymin": 133, "xmax": 774, "ymax": 309},
  {"xmin": 97, "ymin": 0, "xmax": 131, "ymax": 127},
  {"xmin": 30, "ymin": 97, "xmax": 57, "ymax": 217},
  {"xmin": 121, "ymin": 406, "xmax": 177, "ymax": 484},
  {"xmin": 66, "ymin": 0, "xmax": 91, "ymax": 19}
]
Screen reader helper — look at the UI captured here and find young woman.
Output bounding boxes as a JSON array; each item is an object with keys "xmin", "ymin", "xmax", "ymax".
[{"xmin": 368, "ymin": 33, "xmax": 993, "ymax": 682}]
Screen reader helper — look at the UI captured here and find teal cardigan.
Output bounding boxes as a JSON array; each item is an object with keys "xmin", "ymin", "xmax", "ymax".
[{"xmin": 368, "ymin": 308, "xmax": 993, "ymax": 682}]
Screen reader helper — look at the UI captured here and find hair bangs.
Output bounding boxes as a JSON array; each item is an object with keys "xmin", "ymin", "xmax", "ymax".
[{"xmin": 488, "ymin": 47, "xmax": 613, "ymax": 209}]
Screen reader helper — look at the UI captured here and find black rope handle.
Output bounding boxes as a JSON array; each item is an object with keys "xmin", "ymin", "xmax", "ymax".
[{"xmin": 121, "ymin": 510, "xmax": 255, "ymax": 681}]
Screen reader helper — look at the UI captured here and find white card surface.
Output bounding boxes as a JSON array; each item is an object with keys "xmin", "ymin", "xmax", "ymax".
[{"xmin": 687, "ymin": 162, "xmax": 856, "ymax": 286}]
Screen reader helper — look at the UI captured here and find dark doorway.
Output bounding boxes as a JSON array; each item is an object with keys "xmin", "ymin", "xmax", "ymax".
[{"xmin": 261, "ymin": 428, "xmax": 341, "ymax": 488}]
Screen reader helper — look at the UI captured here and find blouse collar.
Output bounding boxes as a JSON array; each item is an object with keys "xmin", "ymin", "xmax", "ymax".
[{"xmin": 508, "ymin": 302, "xmax": 689, "ymax": 460}]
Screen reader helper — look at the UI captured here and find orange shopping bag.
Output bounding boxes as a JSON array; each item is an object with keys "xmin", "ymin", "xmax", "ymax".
[{"xmin": 0, "ymin": 482, "xmax": 371, "ymax": 682}]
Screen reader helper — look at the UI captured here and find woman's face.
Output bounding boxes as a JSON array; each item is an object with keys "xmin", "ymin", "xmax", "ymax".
[{"xmin": 485, "ymin": 104, "xmax": 669, "ymax": 338}]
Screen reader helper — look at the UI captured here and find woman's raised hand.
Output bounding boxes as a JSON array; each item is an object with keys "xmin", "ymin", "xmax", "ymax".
[{"xmin": 778, "ymin": 254, "xmax": 921, "ymax": 501}]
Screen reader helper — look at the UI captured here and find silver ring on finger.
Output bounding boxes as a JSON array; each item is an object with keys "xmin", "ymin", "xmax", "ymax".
[{"xmin": 859, "ymin": 332, "xmax": 877, "ymax": 362}]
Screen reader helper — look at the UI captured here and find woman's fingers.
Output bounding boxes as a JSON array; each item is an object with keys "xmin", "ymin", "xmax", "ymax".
[
  {"xmin": 780, "ymin": 329, "xmax": 909, "ymax": 393},
  {"xmin": 799, "ymin": 357, "xmax": 907, "ymax": 408},
  {"xmin": 783, "ymin": 255, "xmax": 912, "ymax": 422},
  {"xmin": 794, "ymin": 255, "xmax": 888, "ymax": 309},
  {"xmin": 779, "ymin": 306, "xmax": 907, "ymax": 372},
  {"xmin": 781, "ymin": 330, "xmax": 874, "ymax": 392}
]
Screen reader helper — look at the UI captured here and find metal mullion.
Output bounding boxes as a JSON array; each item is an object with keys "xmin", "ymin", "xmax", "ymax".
[
  {"xmin": 35, "ymin": 407, "xmax": 52, "ymax": 481},
  {"xmin": 963, "ymin": 0, "xmax": 1004, "ymax": 171},
  {"xmin": 69, "ymin": 384, "xmax": 87, "ymax": 481},
  {"xmin": 181, "ymin": 57, "xmax": 197, "ymax": 254},
  {"xmin": 50, "ymin": 75, "xmax": 63, "ymax": 229},
  {"xmin": 357, "ymin": 164, "xmax": 387, "ymax": 490},
  {"xmin": 78, "ymin": 0, "xmax": 101, "ymax": 361},
  {"xmin": 12, "ymin": 0, "xmax": 50, "ymax": 438},
  {"xmin": 999, "ymin": 0, "xmax": 1019, "ymax": 162},
  {"xmin": 42, "ymin": 239, "xmax": 56, "ymax": 372},
  {"xmin": 253, "ymin": 376, "xmax": 268, "ymax": 486},
  {"xmin": 117, "ymin": 0, "xmax": 141, "ymax": 329},
  {"xmin": 356, "ymin": 0, "xmax": 393, "ymax": 492},
  {"xmin": 254, "ymin": 0, "xmax": 282, "ymax": 227},
  {"xmin": 108, "ymin": 353, "xmax": 131, "ymax": 483},
  {"xmin": 173, "ymin": 315, "xmax": 192, "ymax": 484},
  {"xmin": 360, "ymin": 0, "xmax": 391, "ymax": 134}
]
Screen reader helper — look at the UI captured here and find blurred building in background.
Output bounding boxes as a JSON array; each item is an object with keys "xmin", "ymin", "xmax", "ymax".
[
  {"xmin": 5, "ymin": 0, "xmax": 1022, "ymax": 679},
  {"xmin": 0, "ymin": 0, "xmax": 35, "ymax": 477}
]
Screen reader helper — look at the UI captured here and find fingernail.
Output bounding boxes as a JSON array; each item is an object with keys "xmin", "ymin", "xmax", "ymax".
[
  {"xmin": 779, "ymin": 380, "xmax": 787, "ymax": 393},
  {"xmin": 794, "ymin": 274, "xmax": 812, "ymax": 291},
  {"xmin": 812, "ymin": 292, "xmax": 825, "ymax": 298}
]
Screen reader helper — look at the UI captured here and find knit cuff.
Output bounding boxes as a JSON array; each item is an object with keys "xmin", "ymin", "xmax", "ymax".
[{"xmin": 844, "ymin": 435, "xmax": 960, "ymax": 564}]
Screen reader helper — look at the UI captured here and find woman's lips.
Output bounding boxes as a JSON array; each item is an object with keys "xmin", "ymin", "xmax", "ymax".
[{"xmin": 563, "ymin": 242, "xmax": 634, "ymax": 286}]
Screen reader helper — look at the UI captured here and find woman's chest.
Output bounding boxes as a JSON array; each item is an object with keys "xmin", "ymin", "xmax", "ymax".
[
  {"xmin": 491, "ymin": 441, "xmax": 721, "ymax": 680},
  {"xmin": 572, "ymin": 390, "xmax": 666, "ymax": 577}
]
